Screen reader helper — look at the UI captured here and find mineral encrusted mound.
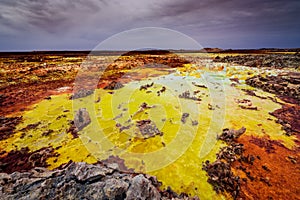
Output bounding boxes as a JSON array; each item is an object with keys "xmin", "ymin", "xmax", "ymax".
[
  {"xmin": 74, "ymin": 108, "xmax": 91, "ymax": 131},
  {"xmin": 0, "ymin": 162, "xmax": 195, "ymax": 200}
]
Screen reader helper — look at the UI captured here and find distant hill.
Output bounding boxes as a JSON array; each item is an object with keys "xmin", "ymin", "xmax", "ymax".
[{"xmin": 0, "ymin": 48, "xmax": 299, "ymax": 57}]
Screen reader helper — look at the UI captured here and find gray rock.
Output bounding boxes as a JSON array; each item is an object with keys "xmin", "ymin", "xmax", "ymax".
[
  {"xmin": 0, "ymin": 162, "xmax": 196, "ymax": 200},
  {"xmin": 126, "ymin": 174, "xmax": 161, "ymax": 200},
  {"xmin": 74, "ymin": 108, "xmax": 91, "ymax": 131}
]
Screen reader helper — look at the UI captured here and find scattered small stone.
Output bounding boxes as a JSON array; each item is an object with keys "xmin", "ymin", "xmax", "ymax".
[
  {"xmin": 241, "ymin": 89, "xmax": 267, "ymax": 100},
  {"xmin": 95, "ymin": 96, "xmax": 101, "ymax": 103},
  {"xmin": 192, "ymin": 82, "xmax": 207, "ymax": 88},
  {"xmin": 194, "ymin": 90, "xmax": 201, "ymax": 94},
  {"xmin": 262, "ymin": 165, "xmax": 271, "ymax": 172},
  {"xmin": 140, "ymin": 82, "xmax": 154, "ymax": 90},
  {"xmin": 260, "ymin": 177, "xmax": 272, "ymax": 186},
  {"xmin": 181, "ymin": 113, "xmax": 189, "ymax": 124},
  {"xmin": 119, "ymin": 124, "xmax": 132, "ymax": 132},
  {"xmin": 208, "ymin": 103, "xmax": 214, "ymax": 110},
  {"xmin": 287, "ymin": 156, "xmax": 297, "ymax": 164},
  {"xmin": 192, "ymin": 120, "xmax": 198, "ymax": 126},
  {"xmin": 20, "ymin": 122, "xmax": 41, "ymax": 132},
  {"xmin": 42, "ymin": 129, "xmax": 54, "ymax": 137},
  {"xmin": 239, "ymin": 105, "xmax": 258, "ymax": 110},
  {"xmin": 113, "ymin": 113, "xmax": 123, "ymax": 120}
]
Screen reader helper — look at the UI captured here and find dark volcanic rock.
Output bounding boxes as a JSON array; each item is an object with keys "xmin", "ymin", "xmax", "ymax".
[
  {"xmin": 202, "ymin": 160, "xmax": 240, "ymax": 198},
  {"xmin": 70, "ymin": 89, "xmax": 94, "ymax": 100},
  {"xmin": 104, "ymin": 81, "xmax": 124, "ymax": 90},
  {"xmin": 215, "ymin": 54, "xmax": 300, "ymax": 69},
  {"xmin": 181, "ymin": 113, "xmax": 190, "ymax": 124},
  {"xmin": 74, "ymin": 108, "xmax": 91, "ymax": 131},
  {"xmin": 0, "ymin": 162, "xmax": 195, "ymax": 200},
  {"xmin": 203, "ymin": 127, "xmax": 248, "ymax": 199},
  {"xmin": 270, "ymin": 104, "xmax": 300, "ymax": 136},
  {"xmin": 246, "ymin": 72, "xmax": 300, "ymax": 104},
  {"xmin": 217, "ymin": 127, "xmax": 246, "ymax": 143}
]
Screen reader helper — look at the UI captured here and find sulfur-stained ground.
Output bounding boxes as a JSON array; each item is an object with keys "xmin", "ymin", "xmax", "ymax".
[{"xmin": 0, "ymin": 51, "xmax": 299, "ymax": 199}]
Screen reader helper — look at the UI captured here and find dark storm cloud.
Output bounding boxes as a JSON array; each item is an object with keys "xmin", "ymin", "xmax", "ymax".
[{"xmin": 0, "ymin": 0, "xmax": 299, "ymax": 51}]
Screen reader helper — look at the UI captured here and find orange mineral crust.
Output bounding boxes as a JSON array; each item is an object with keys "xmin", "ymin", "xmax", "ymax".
[{"xmin": 233, "ymin": 135, "xmax": 300, "ymax": 199}]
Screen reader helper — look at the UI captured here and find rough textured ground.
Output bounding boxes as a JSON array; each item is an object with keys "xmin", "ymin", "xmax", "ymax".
[{"xmin": 0, "ymin": 161, "xmax": 197, "ymax": 200}]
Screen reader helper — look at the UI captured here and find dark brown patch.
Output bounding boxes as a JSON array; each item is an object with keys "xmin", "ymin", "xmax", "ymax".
[
  {"xmin": 67, "ymin": 120, "xmax": 79, "ymax": 138},
  {"xmin": 248, "ymin": 136, "xmax": 284, "ymax": 153},
  {"xmin": 270, "ymin": 104, "xmax": 300, "ymax": 136},
  {"xmin": 0, "ymin": 116, "xmax": 22, "ymax": 141},
  {"xmin": 0, "ymin": 147, "xmax": 58, "ymax": 174}
]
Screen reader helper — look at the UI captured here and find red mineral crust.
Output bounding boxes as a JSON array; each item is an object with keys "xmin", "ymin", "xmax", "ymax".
[{"xmin": 233, "ymin": 135, "xmax": 300, "ymax": 199}]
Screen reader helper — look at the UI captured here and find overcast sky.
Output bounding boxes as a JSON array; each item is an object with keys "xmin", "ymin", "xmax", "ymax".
[{"xmin": 0, "ymin": 0, "xmax": 299, "ymax": 51}]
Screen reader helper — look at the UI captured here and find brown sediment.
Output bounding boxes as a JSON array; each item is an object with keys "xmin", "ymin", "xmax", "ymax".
[
  {"xmin": 0, "ymin": 147, "xmax": 59, "ymax": 173},
  {"xmin": 0, "ymin": 80, "xmax": 74, "ymax": 116},
  {"xmin": 233, "ymin": 135, "xmax": 300, "ymax": 200},
  {"xmin": 0, "ymin": 116, "xmax": 23, "ymax": 141}
]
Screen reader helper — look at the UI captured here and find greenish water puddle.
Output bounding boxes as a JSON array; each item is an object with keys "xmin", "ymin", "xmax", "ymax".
[{"xmin": 2, "ymin": 66, "xmax": 297, "ymax": 200}]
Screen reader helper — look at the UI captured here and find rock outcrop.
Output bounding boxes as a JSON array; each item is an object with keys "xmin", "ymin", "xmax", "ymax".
[
  {"xmin": 0, "ymin": 162, "xmax": 157, "ymax": 200},
  {"xmin": 0, "ymin": 162, "xmax": 197, "ymax": 200},
  {"xmin": 74, "ymin": 108, "xmax": 91, "ymax": 131}
]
